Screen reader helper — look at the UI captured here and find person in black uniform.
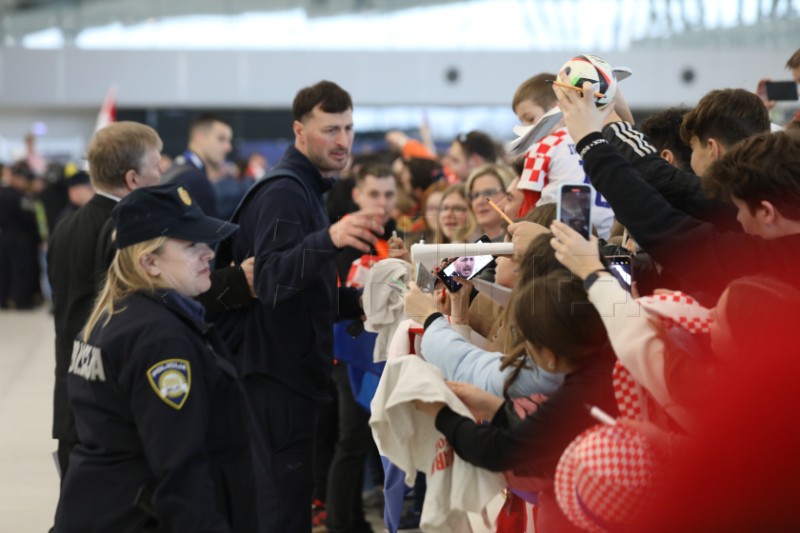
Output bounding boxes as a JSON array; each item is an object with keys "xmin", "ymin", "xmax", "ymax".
[
  {"xmin": 0, "ymin": 161, "xmax": 41, "ymax": 309},
  {"xmin": 48, "ymin": 122, "xmax": 254, "ymax": 497},
  {"xmin": 161, "ymin": 113, "xmax": 233, "ymax": 218},
  {"xmin": 54, "ymin": 183, "xmax": 258, "ymax": 533},
  {"xmin": 48, "ymin": 122, "xmax": 164, "ymax": 484}
]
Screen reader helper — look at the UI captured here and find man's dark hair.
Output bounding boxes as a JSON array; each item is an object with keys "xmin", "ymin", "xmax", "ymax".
[
  {"xmin": 189, "ymin": 113, "xmax": 230, "ymax": 138},
  {"xmin": 640, "ymin": 107, "xmax": 693, "ymax": 170},
  {"xmin": 703, "ymin": 131, "xmax": 800, "ymax": 221},
  {"xmin": 406, "ymin": 157, "xmax": 444, "ymax": 192},
  {"xmin": 679, "ymin": 89, "xmax": 770, "ymax": 149},
  {"xmin": 355, "ymin": 164, "xmax": 394, "ymax": 186},
  {"xmin": 455, "ymin": 130, "xmax": 498, "ymax": 163},
  {"xmin": 292, "ymin": 80, "xmax": 352, "ymax": 122}
]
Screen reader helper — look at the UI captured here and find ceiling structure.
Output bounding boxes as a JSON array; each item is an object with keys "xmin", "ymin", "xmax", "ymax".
[
  {"xmin": 1, "ymin": 0, "xmax": 462, "ymax": 40},
  {"xmin": 1, "ymin": 0, "xmax": 798, "ymax": 48}
]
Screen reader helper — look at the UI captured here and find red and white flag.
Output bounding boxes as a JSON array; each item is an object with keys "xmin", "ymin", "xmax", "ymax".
[{"xmin": 94, "ymin": 84, "xmax": 117, "ymax": 132}]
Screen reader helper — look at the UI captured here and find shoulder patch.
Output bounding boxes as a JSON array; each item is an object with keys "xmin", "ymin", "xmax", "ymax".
[{"xmin": 146, "ymin": 359, "xmax": 191, "ymax": 410}]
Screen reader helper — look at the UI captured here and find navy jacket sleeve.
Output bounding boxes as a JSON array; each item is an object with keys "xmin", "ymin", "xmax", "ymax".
[
  {"xmin": 197, "ymin": 266, "xmax": 252, "ymax": 316},
  {"xmin": 250, "ymin": 179, "xmax": 338, "ymax": 303},
  {"xmin": 578, "ymin": 132, "xmax": 800, "ymax": 299},
  {"xmin": 119, "ymin": 337, "xmax": 230, "ymax": 533}
]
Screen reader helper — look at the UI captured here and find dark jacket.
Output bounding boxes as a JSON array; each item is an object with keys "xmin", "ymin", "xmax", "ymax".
[
  {"xmin": 601, "ymin": 121, "xmax": 741, "ymax": 233},
  {"xmin": 231, "ymin": 146, "xmax": 361, "ymax": 400},
  {"xmin": 54, "ymin": 291, "xmax": 256, "ymax": 533},
  {"xmin": 48, "ymin": 194, "xmax": 249, "ymax": 444},
  {"xmin": 163, "ymin": 152, "xmax": 220, "ymax": 218},
  {"xmin": 48, "ymin": 194, "xmax": 118, "ymax": 442},
  {"xmin": 578, "ymin": 132, "xmax": 800, "ymax": 301}
]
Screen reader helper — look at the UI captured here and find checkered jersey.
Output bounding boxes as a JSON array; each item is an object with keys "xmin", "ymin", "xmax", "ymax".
[{"xmin": 517, "ymin": 127, "xmax": 614, "ymax": 238}]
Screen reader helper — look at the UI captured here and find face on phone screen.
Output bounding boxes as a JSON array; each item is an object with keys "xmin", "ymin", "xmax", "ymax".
[
  {"xmin": 439, "ymin": 254, "xmax": 494, "ymax": 291},
  {"xmin": 559, "ymin": 185, "xmax": 592, "ymax": 239}
]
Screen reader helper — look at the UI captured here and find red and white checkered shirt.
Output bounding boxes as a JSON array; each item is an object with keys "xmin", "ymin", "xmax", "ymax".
[{"xmin": 517, "ymin": 127, "xmax": 614, "ymax": 238}]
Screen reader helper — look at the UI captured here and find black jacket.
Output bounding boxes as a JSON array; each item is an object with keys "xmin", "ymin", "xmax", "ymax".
[
  {"xmin": 54, "ymin": 291, "xmax": 256, "ymax": 533},
  {"xmin": 163, "ymin": 153, "xmax": 220, "ymax": 218},
  {"xmin": 231, "ymin": 146, "xmax": 361, "ymax": 400},
  {"xmin": 48, "ymin": 194, "xmax": 250, "ymax": 443},
  {"xmin": 48, "ymin": 194, "xmax": 118, "ymax": 442},
  {"xmin": 578, "ymin": 132, "xmax": 800, "ymax": 301},
  {"xmin": 601, "ymin": 121, "xmax": 741, "ymax": 233}
]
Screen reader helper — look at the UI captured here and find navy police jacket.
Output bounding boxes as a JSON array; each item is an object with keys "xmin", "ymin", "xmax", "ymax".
[
  {"xmin": 54, "ymin": 290, "xmax": 256, "ymax": 533},
  {"xmin": 231, "ymin": 146, "xmax": 361, "ymax": 400}
]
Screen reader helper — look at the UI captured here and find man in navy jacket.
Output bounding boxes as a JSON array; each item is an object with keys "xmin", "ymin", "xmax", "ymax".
[{"xmin": 231, "ymin": 80, "xmax": 385, "ymax": 532}]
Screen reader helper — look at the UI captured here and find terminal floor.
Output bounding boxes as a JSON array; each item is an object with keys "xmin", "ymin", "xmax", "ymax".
[{"xmin": 0, "ymin": 307, "xmax": 417, "ymax": 532}]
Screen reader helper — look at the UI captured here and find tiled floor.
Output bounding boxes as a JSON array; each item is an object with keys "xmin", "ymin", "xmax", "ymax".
[
  {"xmin": 0, "ymin": 307, "xmax": 406, "ymax": 532},
  {"xmin": 0, "ymin": 307, "xmax": 60, "ymax": 532}
]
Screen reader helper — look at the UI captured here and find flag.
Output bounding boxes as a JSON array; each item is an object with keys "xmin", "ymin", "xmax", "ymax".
[{"xmin": 94, "ymin": 85, "xmax": 117, "ymax": 133}]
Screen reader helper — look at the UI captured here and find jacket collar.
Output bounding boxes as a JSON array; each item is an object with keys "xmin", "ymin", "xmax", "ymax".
[
  {"xmin": 280, "ymin": 145, "xmax": 335, "ymax": 195},
  {"xmin": 140, "ymin": 289, "xmax": 210, "ymax": 335}
]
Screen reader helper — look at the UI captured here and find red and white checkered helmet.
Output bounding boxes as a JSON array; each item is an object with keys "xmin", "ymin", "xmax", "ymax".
[{"xmin": 555, "ymin": 424, "xmax": 661, "ymax": 532}]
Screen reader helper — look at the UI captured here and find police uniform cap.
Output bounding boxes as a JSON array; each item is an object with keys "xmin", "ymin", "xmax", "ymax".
[{"xmin": 112, "ymin": 183, "xmax": 237, "ymax": 249}]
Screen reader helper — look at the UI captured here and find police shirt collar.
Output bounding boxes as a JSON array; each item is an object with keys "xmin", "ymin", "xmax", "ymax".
[{"xmin": 181, "ymin": 150, "xmax": 204, "ymax": 171}]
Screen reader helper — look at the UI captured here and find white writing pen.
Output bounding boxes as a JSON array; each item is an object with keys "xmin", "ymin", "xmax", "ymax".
[{"xmin": 585, "ymin": 404, "xmax": 617, "ymax": 426}]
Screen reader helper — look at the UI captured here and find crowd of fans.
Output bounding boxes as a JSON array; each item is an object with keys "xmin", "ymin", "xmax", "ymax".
[{"xmin": 2, "ymin": 48, "xmax": 800, "ymax": 533}]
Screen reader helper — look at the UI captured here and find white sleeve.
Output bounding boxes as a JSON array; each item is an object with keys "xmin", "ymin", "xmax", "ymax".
[
  {"xmin": 421, "ymin": 316, "xmax": 564, "ymax": 398},
  {"xmin": 587, "ymin": 277, "xmax": 675, "ymax": 412}
]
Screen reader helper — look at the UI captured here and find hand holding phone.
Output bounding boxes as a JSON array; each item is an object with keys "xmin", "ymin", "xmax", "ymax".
[{"xmin": 557, "ymin": 184, "xmax": 593, "ymax": 239}]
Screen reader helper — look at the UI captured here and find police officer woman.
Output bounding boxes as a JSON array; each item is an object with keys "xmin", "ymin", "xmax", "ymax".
[{"xmin": 54, "ymin": 183, "xmax": 258, "ymax": 532}]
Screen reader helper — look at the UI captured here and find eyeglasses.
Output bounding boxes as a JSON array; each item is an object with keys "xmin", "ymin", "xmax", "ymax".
[
  {"xmin": 468, "ymin": 188, "xmax": 503, "ymax": 202},
  {"xmin": 441, "ymin": 205, "xmax": 469, "ymax": 214}
]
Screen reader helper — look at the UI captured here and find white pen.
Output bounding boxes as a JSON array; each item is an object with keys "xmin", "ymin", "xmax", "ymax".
[{"xmin": 585, "ymin": 404, "xmax": 617, "ymax": 426}]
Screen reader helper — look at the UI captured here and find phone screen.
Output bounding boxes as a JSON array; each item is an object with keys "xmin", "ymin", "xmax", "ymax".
[
  {"xmin": 608, "ymin": 255, "xmax": 632, "ymax": 290},
  {"xmin": 436, "ymin": 236, "xmax": 495, "ymax": 292},
  {"xmin": 439, "ymin": 255, "xmax": 495, "ymax": 290},
  {"xmin": 765, "ymin": 81, "xmax": 799, "ymax": 101},
  {"xmin": 558, "ymin": 184, "xmax": 593, "ymax": 239}
]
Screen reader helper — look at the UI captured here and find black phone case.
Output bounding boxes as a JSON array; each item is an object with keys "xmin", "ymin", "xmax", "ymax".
[{"xmin": 766, "ymin": 81, "xmax": 798, "ymax": 101}]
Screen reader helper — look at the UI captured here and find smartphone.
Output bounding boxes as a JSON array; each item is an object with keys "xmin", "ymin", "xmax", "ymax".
[
  {"xmin": 415, "ymin": 262, "xmax": 438, "ymax": 293},
  {"xmin": 437, "ymin": 236, "xmax": 495, "ymax": 292},
  {"xmin": 607, "ymin": 255, "xmax": 633, "ymax": 291},
  {"xmin": 765, "ymin": 81, "xmax": 799, "ymax": 101},
  {"xmin": 557, "ymin": 184, "xmax": 593, "ymax": 239}
]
